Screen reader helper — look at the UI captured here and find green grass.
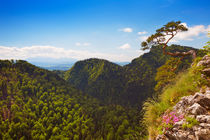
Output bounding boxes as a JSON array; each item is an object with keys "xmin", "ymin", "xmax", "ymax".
[{"xmin": 143, "ymin": 56, "xmax": 208, "ymax": 139}]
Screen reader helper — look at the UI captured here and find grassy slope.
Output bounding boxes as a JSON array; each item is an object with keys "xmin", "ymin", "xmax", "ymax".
[{"xmin": 143, "ymin": 54, "xmax": 209, "ymax": 139}]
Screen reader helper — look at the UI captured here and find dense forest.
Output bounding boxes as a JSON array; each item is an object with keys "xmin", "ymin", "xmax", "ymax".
[
  {"xmin": 0, "ymin": 60, "xmax": 145, "ymax": 139},
  {"xmin": 64, "ymin": 45, "xmax": 197, "ymax": 106}
]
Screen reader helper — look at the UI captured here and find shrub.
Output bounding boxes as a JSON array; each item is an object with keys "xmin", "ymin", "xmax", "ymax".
[{"xmin": 182, "ymin": 117, "xmax": 199, "ymax": 129}]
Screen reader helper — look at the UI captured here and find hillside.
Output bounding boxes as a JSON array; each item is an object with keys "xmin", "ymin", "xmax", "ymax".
[
  {"xmin": 65, "ymin": 45, "xmax": 197, "ymax": 106},
  {"xmin": 143, "ymin": 54, "xmax": 210, "ymax": 140},
  {"xmin": 0, "ymin": 60, "xmax": 145, "ymax": 139}
]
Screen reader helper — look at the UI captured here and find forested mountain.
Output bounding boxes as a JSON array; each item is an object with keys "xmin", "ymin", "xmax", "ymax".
[
  {"xmin": 0, "ymin": 60, "xmax": 145, "ymax": 139},
  {"xmin": 64, "ymin": 59, "xmax": 127, "ymax": 104},
  {"xmin": 65, "ymin": 45, "xmax": 197, "ymax": 106}
]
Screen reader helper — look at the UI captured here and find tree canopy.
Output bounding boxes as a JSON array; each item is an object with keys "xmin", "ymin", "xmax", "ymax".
[
  {"xmin": 0, "ymin": 60, "xmax": 145, "ymax": 139},
  {"xmin": 141, "ymin": 21, "xmax": 196, "ymax": 61}
]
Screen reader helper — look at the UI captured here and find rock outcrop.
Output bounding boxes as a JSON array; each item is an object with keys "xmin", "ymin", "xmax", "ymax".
[
  {"xmin": 156, "ymin": 55, "xmax": 210, "ymax": 140},
  {"xmin": 156, "ymin": 87, "xmax": 210, "ymax": 140}
]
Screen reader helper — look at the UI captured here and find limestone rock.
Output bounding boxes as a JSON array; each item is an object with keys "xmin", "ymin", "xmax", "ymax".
[
  {"xmin": 173, "ymin": 95, "xmax": 193, "ymax": 114},
  {"xmin": 174, "ymin": 119, "xmax": 185, "ymax": 128},
  {"xmin": 196, "ymin": 115, "xmax": 210, "ymax": 123},
  {"xmin": 156, "ymin": 134, "xmax": 168, "ymax": 140},
  {"xmin": 187, "ymin": 103, "xmax": 207, "ymax": 115},
  {"xmin": 195, "ymin": 129, "xmax": 210, "ymax": 140},
  {"xmin": 199, "ymin": 123, "xmax": 210, "ymax": 128},
  {"xmin": 191, "ymin": 92, "xmax": 210, "ymax": 110},
  {"xmin": 205, "ymin": 87, "xmax": 210, "ymax": 95},
  {"xmin": 175, "ymin": 130, "xmax": 189, "ymax": 140},
  {"xmin": 188, "ymin": 134, "xmax": 196, "ymax": 140},
  {"xmin": 197, "ymin": 55, "xmax": 210, "ymax": 67}
]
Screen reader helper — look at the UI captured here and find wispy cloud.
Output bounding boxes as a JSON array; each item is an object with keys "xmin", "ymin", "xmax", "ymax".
[
  {"xmin": 171, "ymin": 24, "xmax": 210, "ymax": 42},
  {"xmin": 137, "ymin": 31, "xmax": 147, "ymax": 35},
  {"xmin": 137, "ymin": 24, "xmax": 209, "ymax": 43},
  {"xmin": 118, "ymin": 43, "xmax": 131, "ymax": 50},
  {"xmin": 119, "ymin": 28, "xmax": 133, "ymax": 33},
  {"xmin": 75, "ymin": 42, "xmax": 91, "ymax": 46},
  {"xmin": 0, "ymin": 45, "xmax": 136, "ymax": 62}
]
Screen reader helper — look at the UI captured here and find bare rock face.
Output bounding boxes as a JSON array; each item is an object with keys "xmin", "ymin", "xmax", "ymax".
[
  {"xmin": 198, "ymin": 55, "xmax": 210, "ymax": 84},
  {"xmin": 195, "ymin": 129, "xmax": 210, "ymax": 140},
  {"xmin": 196, "ymin": 115, "xmax": 210, "ymax": 123},
  {"xmin": 190, "ymin": 92, "xmax": 210, "ymax": 110},
  {"xmin": 197, "ymin": 55, "xmax": 210, "ymax": 67},
  {"xmin": 187, "ymin": 103, "xmax": 207, "ymax": 115}
]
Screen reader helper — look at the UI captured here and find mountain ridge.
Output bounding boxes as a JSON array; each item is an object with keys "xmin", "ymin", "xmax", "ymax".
[{"xmin": 65, "ymin": 45, "xmax": 198, "ymax": 106}]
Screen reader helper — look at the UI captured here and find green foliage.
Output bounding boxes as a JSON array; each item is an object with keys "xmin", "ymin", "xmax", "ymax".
[
  {"xmin": 65, "ymin": 45, "xmax": 196, "ymax": 106},
  {"xmin": 141, "ymin": 21, "xmax": 188, "ymax": 50},
  {"xmin": 155, "ymin": 57, "xmax": 178, "ymax": 91},
  {"xmin": 182, "ymin": 117, "xmax": 199, "ymax": 129},
  {"xmin": 202, "ymin": 34, "xmax": 210, "ymax": 54},
  {"xmin": 0, "ymin": 60, "xmax": 144, "ymax": 139},
  {"xmin": 155, "ymin": 54, "xmax": 193, "ymax": 92},
  {"xmin": 203, "ymin": 41, "xmax": 210, "ymax": 54},
  {"xmin": 52, "ymin": 70, "xmax": 66, "ymax": 79},
  {"xmin": 64, "ymin": 58, "xmax": 127, "ymax": 104}
]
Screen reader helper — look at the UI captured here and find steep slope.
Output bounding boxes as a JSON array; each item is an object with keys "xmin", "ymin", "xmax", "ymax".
[
  {"xmin": 143, "ymin": 54, "xmax": 210, "ymax": 140},
  {"xmin": 65, "ymin": 45, "xmax": 197, "ymax": 106},
  {"xmin": 156, "ymin": 55, "xmax": 210, "ymax": 140},
  {"xmin": 0, "ymin": 60, "xmax": 144, "ymax": 139}
]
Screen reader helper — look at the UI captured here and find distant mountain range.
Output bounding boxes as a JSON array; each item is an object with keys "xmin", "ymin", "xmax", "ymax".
[
  {"xmin": 27, "ymin": 57, "xmax": 129, "ymax": 70},
  {"xmin": 27, "ymin": 57, "xmax": 76, "ymax": 70},
  {"xmin": 39, "ymin": 63, "xmax": 75, "ymax": 71}
]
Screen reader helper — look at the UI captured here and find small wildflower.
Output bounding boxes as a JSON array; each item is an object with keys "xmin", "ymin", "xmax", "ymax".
[{"xmin": 160, "ymin": 111, "xmax": 184, "ymax": 134}]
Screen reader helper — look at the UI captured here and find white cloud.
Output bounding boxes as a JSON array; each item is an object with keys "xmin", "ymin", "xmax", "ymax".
[
  {"xmin": 137, "ymin": 31, "xmax": 147, "ymax": 35},
  {"xmin": 119, "ymin": 43, "xmax": 131, "ymax": 50},
  {"xmin": 139, "ymin": 36, "xmax": 148, "ymax": 41},
  {"xmin": 0, "ymin": 45, "xmax": 137, "ymax": 62},
  {"xmin": 171, "ymin": 24, "xmax": 210, "ymax": 42},
  {"xmin": 83, "ymin": 42, "xmax": 90, "ymax": 46},
  {"xmin": 75, "ymin": 42, "xmax": 81, "ymax": 46},
  {"xmin": 75, "ymin": 42, "xmax": 91, "ymax": 46},
  {"xmin": 120, "ymin": 28, "xmax": 133, "ymax": 33},
  {"xmin": 137, "ymin": 24, "xmax": 209, "ymax": 44}
]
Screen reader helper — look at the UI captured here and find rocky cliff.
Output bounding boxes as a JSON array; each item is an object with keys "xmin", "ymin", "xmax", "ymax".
[{"xmin": 156, "ymin": 55, "xmax": 210, "ymax": 140}]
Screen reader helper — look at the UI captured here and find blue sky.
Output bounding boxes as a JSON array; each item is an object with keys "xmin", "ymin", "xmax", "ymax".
[{"xmin": 0, "ymin": 0, "xmax": 209, "ymax": 62}]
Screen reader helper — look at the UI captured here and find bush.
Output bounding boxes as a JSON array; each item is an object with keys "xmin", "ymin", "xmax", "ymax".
[{"xmin": 182, "ymin": 117, "xmax": 199, "ymax": 129}]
